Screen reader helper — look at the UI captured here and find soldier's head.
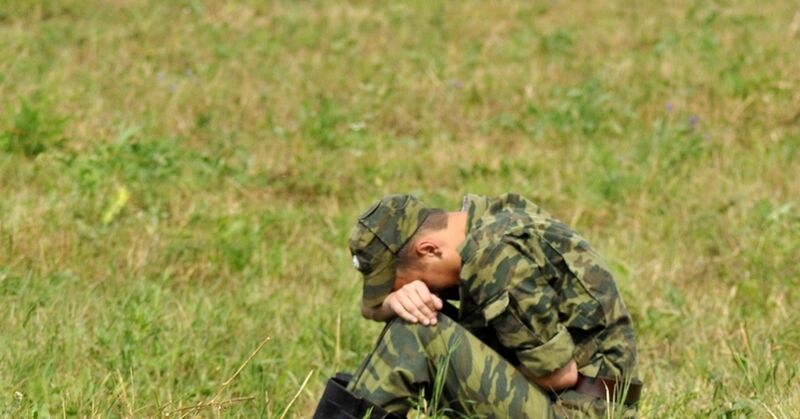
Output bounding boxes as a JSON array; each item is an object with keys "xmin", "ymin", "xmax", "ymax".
[{"xmin": 348, "ymin": 195, "xmax": 463, "ymax": 310}]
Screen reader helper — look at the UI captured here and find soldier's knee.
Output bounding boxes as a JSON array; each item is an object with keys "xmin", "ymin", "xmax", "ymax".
[{"xmin": 386, "ymin": 313, "xmax": 458, "ymax": 346}]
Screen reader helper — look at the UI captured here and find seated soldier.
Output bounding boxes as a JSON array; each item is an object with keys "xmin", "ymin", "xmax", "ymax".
[{"xmin": 344, "ymin": 193, "xmax": 641, "ymax": 418}]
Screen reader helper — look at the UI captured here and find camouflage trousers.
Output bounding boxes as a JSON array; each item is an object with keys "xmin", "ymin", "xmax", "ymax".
[{"xmin": 348, "ymin": 314, "xmax": 635, "ymax": 418}]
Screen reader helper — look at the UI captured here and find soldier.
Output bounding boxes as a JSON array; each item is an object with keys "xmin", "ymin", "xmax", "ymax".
[{"xmin": 340, "ymin": 193, "xmax": 641, "ymax": 418}]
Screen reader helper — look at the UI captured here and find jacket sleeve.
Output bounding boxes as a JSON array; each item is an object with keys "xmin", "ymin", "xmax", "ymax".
[{"xmin": 473, "ymin": 242, "xmax": 577, "ymax": 377}]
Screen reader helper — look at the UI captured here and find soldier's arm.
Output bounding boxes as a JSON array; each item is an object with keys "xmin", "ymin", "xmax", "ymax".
[
  {"xmin": 469, "ymin": 242, "xmax": 579, "ymax": 385},
  {"xmin": 362, "ymin": 280, "xmax": 443, "ymax": 325}
]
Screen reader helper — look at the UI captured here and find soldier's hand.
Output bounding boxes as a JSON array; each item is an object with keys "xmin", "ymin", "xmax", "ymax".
[{"xmin": 383, "ymin": 280, "xmax": 443, "ymax": 326}]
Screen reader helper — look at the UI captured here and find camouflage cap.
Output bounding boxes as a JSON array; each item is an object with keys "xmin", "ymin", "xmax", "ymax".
[{"xmin": 348, "ymin": 195, "xmax": 431, "ymax": 309}]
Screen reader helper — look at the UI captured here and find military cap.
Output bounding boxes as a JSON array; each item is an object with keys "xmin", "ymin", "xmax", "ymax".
[{"xmin": 348, "ymin": 195, "xmax": 431, "ymax": 309}]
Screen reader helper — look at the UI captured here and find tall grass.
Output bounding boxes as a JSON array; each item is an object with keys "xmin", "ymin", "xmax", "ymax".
[{"xmin": 1, "ymin": 0, "xmax": 798, "ymax": 417}]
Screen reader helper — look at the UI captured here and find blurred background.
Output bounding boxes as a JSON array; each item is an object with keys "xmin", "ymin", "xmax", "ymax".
[{"xmin": 1, "ymin": 0, "xmax": 798, "ymax": 416}]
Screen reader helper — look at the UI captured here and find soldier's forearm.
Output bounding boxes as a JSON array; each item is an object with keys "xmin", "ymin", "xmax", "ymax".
[
  {"xmin": 361, "ymin": 301, "xmax": 397, "ymax": 322},
  {"xmin": 520, "ymin": 359, "xmax": 578, "ymax": 391}
]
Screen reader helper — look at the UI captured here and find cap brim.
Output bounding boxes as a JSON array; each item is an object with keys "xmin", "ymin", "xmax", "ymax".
[{"xmin": 361, "ymin": 258, "xmax": 396, "ymax": 309}]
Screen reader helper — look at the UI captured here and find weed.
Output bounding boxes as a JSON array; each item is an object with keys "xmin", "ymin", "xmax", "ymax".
[
  {"xmin": 1, "ymin": 0, "xmax": 798, "ymax": 417},
  {"xmin": 0, "ymin": 101, "xmax": 66, "ymax": 157}
]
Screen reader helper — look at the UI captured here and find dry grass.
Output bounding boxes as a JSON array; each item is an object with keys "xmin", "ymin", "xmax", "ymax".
[{"xmin": 1, "ymin": 0, "xmax": 798, "ymax": 417}]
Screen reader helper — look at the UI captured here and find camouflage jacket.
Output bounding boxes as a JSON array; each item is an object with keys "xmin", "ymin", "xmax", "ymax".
[{"xmin": 456, "ymin": 193, "xmax": 638, "ymax": 380}]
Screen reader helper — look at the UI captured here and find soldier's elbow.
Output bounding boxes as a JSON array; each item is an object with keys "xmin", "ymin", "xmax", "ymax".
[{"xmin": 360, "ymin": 305, "xmax": 374, "ymax": 320}]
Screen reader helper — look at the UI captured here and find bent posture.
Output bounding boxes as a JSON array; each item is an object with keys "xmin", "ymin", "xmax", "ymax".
[{"xmin": 346, "ymin": 193, "xmax": 641, "ymax": 418}]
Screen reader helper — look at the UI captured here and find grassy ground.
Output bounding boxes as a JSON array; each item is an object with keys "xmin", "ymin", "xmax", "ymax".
[{"xmin": 1, "ymin": 0, "xmax": 798, "ymax": 417}]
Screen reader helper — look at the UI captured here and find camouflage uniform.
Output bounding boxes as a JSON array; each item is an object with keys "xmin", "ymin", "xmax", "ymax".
[{"xmin": 347, "ymin": 194, "xmax": 639, "ymax": 418}]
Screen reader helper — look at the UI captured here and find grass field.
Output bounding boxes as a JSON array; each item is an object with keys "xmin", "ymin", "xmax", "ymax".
[{"xmin": 1, "ymin": 0, "xmax": 799, "ymax": 417}]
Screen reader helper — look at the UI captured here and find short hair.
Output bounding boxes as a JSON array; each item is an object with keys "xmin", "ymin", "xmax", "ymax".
[{"xmin": 395, "ymin": 209, "xmax": 448, "ymax": 273}]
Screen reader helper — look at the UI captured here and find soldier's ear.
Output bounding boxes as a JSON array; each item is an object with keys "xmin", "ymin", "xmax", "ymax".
[{"xmin": 415, "ymin": 239, "xmax": 441, "ymax": 258}]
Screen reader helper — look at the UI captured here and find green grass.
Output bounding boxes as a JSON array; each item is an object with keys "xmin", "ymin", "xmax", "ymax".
[{"xmin": 1, "ymin": 0, "xmax": 798, "ymax": 417}]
